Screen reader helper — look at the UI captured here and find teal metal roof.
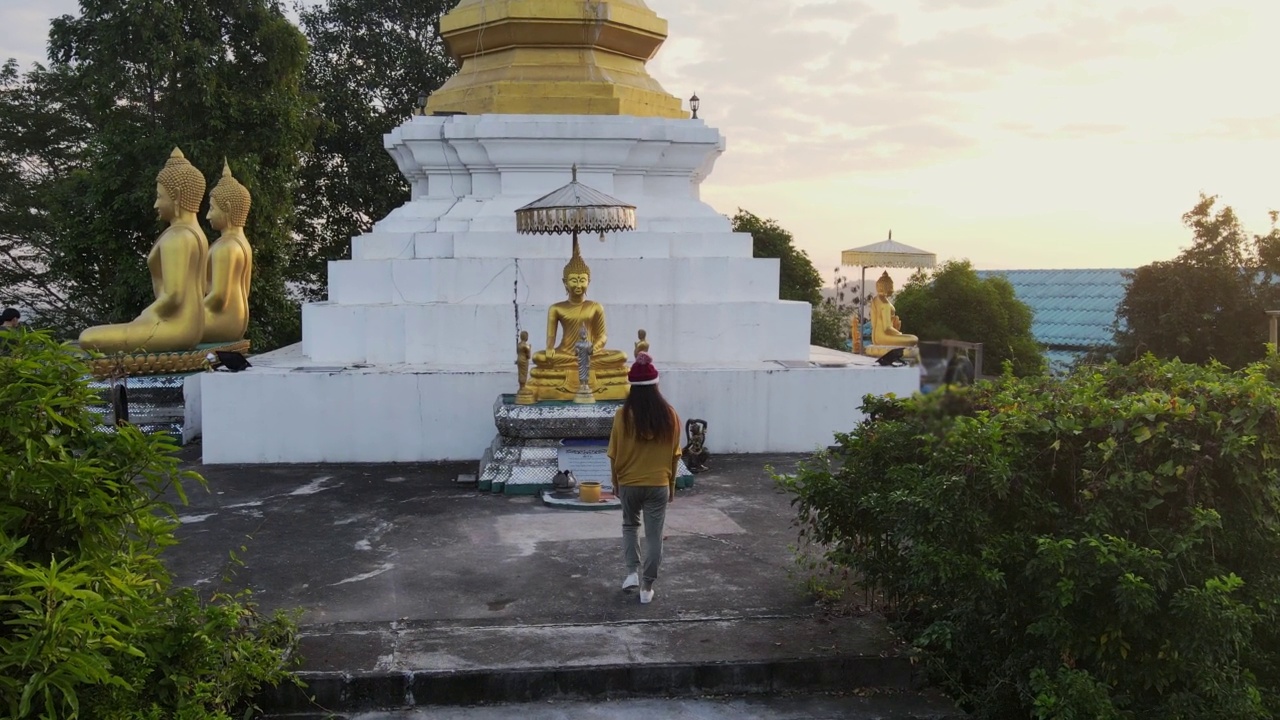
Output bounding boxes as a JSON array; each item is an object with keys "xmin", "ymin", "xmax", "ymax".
[{"xmin": 976, "ymin": 269, "xmax": 1130, "ymax": 349}]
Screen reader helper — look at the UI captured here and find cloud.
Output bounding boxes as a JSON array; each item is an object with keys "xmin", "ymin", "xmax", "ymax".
[
  {"xmin": 792, "ymin": 1, "xmax": 874, "ymax": 23},
  {"xmin": 1203, "ymin": 116, "xmax": 1280, "ymax": 141},
  {"xmin": 647, "ymin": 0, "xmax": 1198, "ymax": 185},
  {"xmin": 0, "ymin": 0, "xmax": 77, "ymax": 66},
  {"xmin": 1001, "ymin": 122, "xmax": 1129, "ymax": 140},
  {"xmin": 916, "ymin": 0, "xmax": 1009, "ymax": 9}
]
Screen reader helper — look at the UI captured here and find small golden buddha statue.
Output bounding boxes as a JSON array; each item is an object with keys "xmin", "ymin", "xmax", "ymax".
[
  {"xmin": 867, "ymin": 271, "xmax": 919, "ymax": 358},
  {"xmin": 202, "ymin": 161, "xmax": 254, "ymax": 343},
  {"xmin": 515, "ymin": 330, "xmax": 535, "ymax": 405},
  {"xmin": 79, "ymin": 148, "xmax": 208, "ymax": 354},
  {"xmin": 635, "ymin": 329, "xmax": 649, "ymax": 357},
  {"xmin": 527, "ymin": 240, "xmax": 629, "ymax": 401}
]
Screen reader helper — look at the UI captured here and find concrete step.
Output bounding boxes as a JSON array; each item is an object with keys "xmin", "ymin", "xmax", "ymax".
[
  {"xmin": 256, "ymin": 614, "xmax": 935, "ymax": 715},
  {"xmin": 272, "ymin": 691, "xmax": 965, "ymax": 719}
]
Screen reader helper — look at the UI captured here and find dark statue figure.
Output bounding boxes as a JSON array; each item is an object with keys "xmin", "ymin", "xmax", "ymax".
[{"xmin": 683, "ymin": 418, "xmax": 710, "ymax": 473}]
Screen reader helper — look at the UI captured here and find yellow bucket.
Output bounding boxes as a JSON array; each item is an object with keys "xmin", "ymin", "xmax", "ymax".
[{"xmin": 579, "ymin": 481, "xmax": 602, "ymax": 503}]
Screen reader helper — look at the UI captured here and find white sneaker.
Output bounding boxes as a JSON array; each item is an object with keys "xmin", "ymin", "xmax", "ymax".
[
  {"xmin": 639, "ymin": 588, "xmax": 655, "ymax": 604},
  {"xmin": 622, "ymin": 572, "xmax": 639, "ymax": 590}
]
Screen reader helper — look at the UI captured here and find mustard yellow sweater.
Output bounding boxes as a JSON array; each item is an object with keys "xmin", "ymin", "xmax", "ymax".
[{"xmin": 607, "ymin": 408, "xmax": 682, "ymax": 488}]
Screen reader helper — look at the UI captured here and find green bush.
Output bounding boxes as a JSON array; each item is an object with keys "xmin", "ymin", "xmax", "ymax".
[
  {"xmin": 0, "ymin": 330, "xmax": 300, "ymax": 719},
  {"xmin": 811, "ymin": 299, "xmax": 851, "ymax": 351},
  {"xmin": 780, "ymin": 355, "xmax": 1280, "ymax": 718}
]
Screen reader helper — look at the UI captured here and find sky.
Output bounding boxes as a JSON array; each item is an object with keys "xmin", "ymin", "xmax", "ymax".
[{"xmin": 2, "ymin": 0, "xmax": 1278, "ymax": 275}]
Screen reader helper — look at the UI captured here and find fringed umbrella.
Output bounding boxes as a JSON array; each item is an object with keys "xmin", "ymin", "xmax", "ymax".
[{"xmin": 515, "ymin": 165, "xmax": 636, "ymax": 255}]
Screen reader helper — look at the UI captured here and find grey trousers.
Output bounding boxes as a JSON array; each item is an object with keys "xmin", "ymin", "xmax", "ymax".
[{"xmin": 619, "ymin": 485, "xmax": 669, "ymax": 587}]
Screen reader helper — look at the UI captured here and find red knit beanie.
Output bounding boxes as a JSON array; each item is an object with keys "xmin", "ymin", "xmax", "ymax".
[{"xmin": 628, "ymin": 352, "xmax": 659, "ymax": 385}]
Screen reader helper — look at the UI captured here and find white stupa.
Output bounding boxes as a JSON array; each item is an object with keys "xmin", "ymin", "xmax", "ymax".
[{"xmin": 199, "ymin": 0, "xmax": 917, "ymax": 463}]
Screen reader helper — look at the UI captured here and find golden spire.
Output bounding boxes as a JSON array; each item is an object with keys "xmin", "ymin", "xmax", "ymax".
[
  {"xmin": 210, "ymin": 159, "xmax": 252, "ymax": 227},
  {"xmin": 156, "ymin": 147, "xmax": 205, "ymax": 213},
  {"xmin": 564, "ymin": 235, "xmax": 591, "ymax": 278},
  {"xmin": 425, "ymin": 0, "xmax": 687, "ymax": 119}
]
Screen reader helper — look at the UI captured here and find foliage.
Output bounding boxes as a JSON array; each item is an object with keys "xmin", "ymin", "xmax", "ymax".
[
  {"xmin": 0, "ymin": 331, "xmax": 300, "ymax": 718},
  {"xmin": 294, "ymin": 0, "xmax": 459, "ymax": 298},
  {"xmin": 780, "ymin": 355, "xmax": 1280, "ymax": 718},
  {"xmin": 1113, "ymin": 194, "xmax": 1280, "ymax": 369},
  {"xmin": 731, "ymin": 209, "xmax": 823, "ymax": 306},
  {"xmin": 0, "ymin": 60, "xmax": 93, "ymax": 334},
  {"xmin": 807, "ymin": 266, "xmax": 861, "ymax": 352},
  {"xmin": 894, "ymin": 259, "xmax": 1045, "ymax": 376},
  {"xmin": 0, "ymin": 0, "xmax": 312, "ymax": 348},
  {"xmin": 810, "ymin": 299, "xmax": 850, "ymax": 351}
]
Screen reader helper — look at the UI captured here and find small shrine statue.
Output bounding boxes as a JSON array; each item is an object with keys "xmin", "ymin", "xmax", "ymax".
[
  {"xmin": 79, "ymin": 148, "xmax": 209, "ymax": 353},
  {"xmin": 866, "ymin": 271, "xmax": 919, "ymax": 358},
  {"xmin": 635, "ymin": 328, "xmax": 649, "ymax": 357},
  {"xmin": 573, "ymin": 326, "xmax": 595, "ymax": 404},
  {"xmin": 515, "ymin": 330, "xmax": 535, "ymax": 404},
  {"xmin": 683, "ymin": 418, "xmax": 710, "ymax": 473},
  {"xmin": 201, "ymin": 161, "xmax": 254, "ymax": 343},
  {"xmin": 527, "ymin": 240, "xmax": 629, "ymax": 401}
]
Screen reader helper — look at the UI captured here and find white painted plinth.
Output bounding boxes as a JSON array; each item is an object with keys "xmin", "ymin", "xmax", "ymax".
[
  {"xmin": 199, "ymin": 344, "xmax": 919, "ymax": 464},
  {"xmin": 183, "ymin": 374, "xmax": 202, "ymax": 445},
  {"xmin": 198, "ymin": 113, "xmax": 919, "ymax": 463}
]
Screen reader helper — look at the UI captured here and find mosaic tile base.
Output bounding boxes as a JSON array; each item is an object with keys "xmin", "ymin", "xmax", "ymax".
[
  {"xmin": 86, "ymin": 373, "xmax": 195, "ymax": 442},
  {"xmin": 479, "ymin": 434, "xmax": 693, "ymax": 495},
  {"xmin": 493, "ymin": 395, "xmax": 622, "ymax": 438}
]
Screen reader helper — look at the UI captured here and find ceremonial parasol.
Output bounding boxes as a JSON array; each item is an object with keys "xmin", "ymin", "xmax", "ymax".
[
  {"xmin": 515, "ymin": 165, "xmax": 637, "ymax": 251},
  {"xmin": 841, "ymin": 231, "xmax": 937, "ymax": 352}
]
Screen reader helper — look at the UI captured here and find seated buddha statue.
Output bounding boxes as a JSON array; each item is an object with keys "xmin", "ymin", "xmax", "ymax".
[
  {"xmin": 201, "ymin": 161, "xmax": 254, "ymax": 343},
  {"xmin": 79, "ymin": 148, "xmax": 208, "ymax": 354},
  {"xmin": 867, "ymin": 271, "xmax": 919, "ymax": 358},
  {"xmin": 527, "ymin": 240, "xmax": 629, "ymax": 401}
]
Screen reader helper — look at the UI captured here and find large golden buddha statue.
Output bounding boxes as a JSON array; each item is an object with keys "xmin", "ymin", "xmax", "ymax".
[
  {"xmin": 867, "ymin": 271, "xmax": 919, "ymax": 358},
  {"xmin": 202, "ymin": 161, "xmax": 254, "ymax": 343},
  {"xmin": 527, "ymin": 241, "xmax": 629, "ymax": 401},
  {"xmin": 79, "ymin": 148, "xmax": 208, "ymax": 354}
]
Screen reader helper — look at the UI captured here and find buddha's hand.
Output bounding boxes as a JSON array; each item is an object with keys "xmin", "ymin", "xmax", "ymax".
[
  {"xmin": 546, "ymin": 348, "xmax": 556, "ymax": 359},
  {"xmin": 892, "ymin": 316, "xmax": 902, "ymax": 331}
]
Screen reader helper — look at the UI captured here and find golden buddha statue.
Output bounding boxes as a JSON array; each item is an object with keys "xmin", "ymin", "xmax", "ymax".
[
  {"xmin": 202, "ymin": 161, "xmax": 254, "ymax": 343},
  {"xmin": 867, "ymin": 271, "xmax": 919, "ymax": 358},
  {"xmin": 515, "ymin": 330, "xmax": 535, "ymax": 405},
  {"xmin": 527, "ymin": 241, "xmax": 629, "ymax": 401},
  {"xmin": 79, "ymin": 148, "xmax": 208, "ymax": 354}
]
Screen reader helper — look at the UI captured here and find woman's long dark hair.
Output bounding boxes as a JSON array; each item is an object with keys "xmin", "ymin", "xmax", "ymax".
[{"xmin": 622, "ymin": 384, "xmax": 675, "ymax": 443}]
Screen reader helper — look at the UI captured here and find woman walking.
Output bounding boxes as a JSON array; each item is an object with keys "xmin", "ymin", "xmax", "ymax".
[{"xmin": 608, "ymin": 352, "xmax": 681, "ymax": 604}]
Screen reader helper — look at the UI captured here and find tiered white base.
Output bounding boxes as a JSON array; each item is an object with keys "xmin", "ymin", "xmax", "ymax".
[
  {"xmin": 199, "ymin": 345, "xmax": 917, "ymax": 464},
  {"xmin": 198, "ymin": 113, "xmax": 921, "ymax": 463}
]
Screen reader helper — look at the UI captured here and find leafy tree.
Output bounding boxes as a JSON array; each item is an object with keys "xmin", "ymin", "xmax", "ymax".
[
  {"xmin": 0, "ymin": 61, "xmax": 93, "ymax": 335},
  {"xmin": 894, "ymin": 259, "xmax": 1044, "ymax": 376},
  {"xmin": 1113, "ymin": 194, "xmax": 1280, "ymax": 369},
  {"xmin": 810, "ymin": 300, "xmax": 850, "ymax": 351},
  {"xmin": 0, "ymin": 0, "xmax": 313, "ymax": 348},
  {"xmin": 782, "ymin": 356, "xmax": 1280, "ymax": 718},
  {"xmin": 731, "ymin": 209, "xmax": 823, "ymax": 305},
  {"xmin": 294, "ymin": 0, "xmax": 459, "ymax": 297},
  {"xmin": 0, "ymin": 331, "xmax": 299, "ymax": 718},
  {"xmin": 809, "ymin": 267, "xmax": 862, "ymax": 352}
]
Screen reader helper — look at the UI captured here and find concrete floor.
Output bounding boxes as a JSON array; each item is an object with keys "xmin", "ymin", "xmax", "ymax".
[{"xmin": 164, "ymin": 448, "xmax": 955, "ymax": 716}]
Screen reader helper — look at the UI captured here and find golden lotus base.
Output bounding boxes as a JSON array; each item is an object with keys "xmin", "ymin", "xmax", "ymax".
[
  {"xmin": 865, "ymin": 344, "xmax": 919, "ymax": 361},
  {"xmin": 82, "ymin": 339, "xmax": 250, "ymax": 380},
  {"xmin": 526, "ymin": 367, "xmax": 628, "ymax": 403}
]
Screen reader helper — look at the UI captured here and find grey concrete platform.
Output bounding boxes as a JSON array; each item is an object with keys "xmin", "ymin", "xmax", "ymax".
[
  {"xmin": 350, "ymin": 692, "xmax": 963, "ymax": 719},
  {"xmin": 167, "ymin": 448, "xmax": 958, "ymax": 717}
]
